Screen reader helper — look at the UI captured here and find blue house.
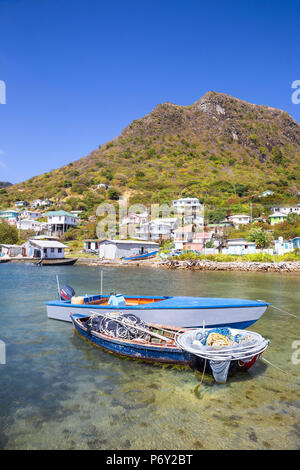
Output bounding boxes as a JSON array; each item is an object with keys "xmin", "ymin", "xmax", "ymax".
[
  {"xmin": 291, "ymin": 237, "xmax": 300, "ymax": 250},
  {"xmin": 0, "ymin": 210, "xmax": 19, "ymax": 223}
]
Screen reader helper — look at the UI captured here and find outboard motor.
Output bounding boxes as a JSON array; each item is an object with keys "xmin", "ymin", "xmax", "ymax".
[{"xmin": 60, "ymin": 285, "xmax": 76, "ymax": 301}]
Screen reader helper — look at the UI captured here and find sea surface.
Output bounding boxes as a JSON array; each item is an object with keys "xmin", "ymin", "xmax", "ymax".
[{"xmin": 0, "ymin": 262, "xmax": 299, "ymax": 450}]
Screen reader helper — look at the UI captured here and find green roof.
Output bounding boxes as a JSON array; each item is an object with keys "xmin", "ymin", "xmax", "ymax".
[{"xmin": 46, "ymin": 210, "xmax": 77, "ymax": 217}]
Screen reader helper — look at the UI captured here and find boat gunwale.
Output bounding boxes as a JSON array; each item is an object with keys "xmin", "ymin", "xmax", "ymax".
[{"xmin": 71, "ymin": 314, "xmax": 189, "ymax": 352}]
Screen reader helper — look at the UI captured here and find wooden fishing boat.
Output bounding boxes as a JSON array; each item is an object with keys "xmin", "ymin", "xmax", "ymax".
[
  {"xmin": 0, "ymin": 258, "xmax": 10, "ymax": 264},
  {"xmin": 36, "ymin": 257, "xmax": 78, "ymax": 266},
  {"xmin": 70, "ymin": 312, "xmax": 269, "ymax": 382},
  {"xmin": 71, "ymin": 312, "xmax": 192, "ymax": 365}
]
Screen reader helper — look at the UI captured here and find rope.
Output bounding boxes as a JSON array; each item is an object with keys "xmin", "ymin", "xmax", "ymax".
[
  {"xmin": 194, "ymin": 358, "xmax": 207, "ymax": 397},
  {"xmin": 268, "ymin": 304, "xmax": 300, "ymax": 320},
  {"xmin": 260, "ymin": 357, "xmax": 292, "ymax": 377}
]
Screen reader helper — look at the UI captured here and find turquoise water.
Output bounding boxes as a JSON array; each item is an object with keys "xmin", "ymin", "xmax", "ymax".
[{"xmin": 0, "ymin": 262, "xmax": 299, "ymax": 450}]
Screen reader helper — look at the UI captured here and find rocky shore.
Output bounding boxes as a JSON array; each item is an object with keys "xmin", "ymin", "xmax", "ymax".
[{"xmin": 157, "ymin": 259, "xmax": 300, "ymax": 272}]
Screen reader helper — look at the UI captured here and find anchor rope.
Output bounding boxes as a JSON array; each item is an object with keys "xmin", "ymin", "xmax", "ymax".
[{"xmin": 268, "ymin": 304, "xmax": 300, "ymax": 320}]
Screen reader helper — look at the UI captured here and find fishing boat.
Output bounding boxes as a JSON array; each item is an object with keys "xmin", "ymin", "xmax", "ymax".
[
  {"xmin": 176, "ymin": 326, "xmax": 270, "ymax": 382},
  {"xmin": 46, "ymin": 285, "xmax": 270, "ymax": 328},
  {"xmin": 0, "ymin": 258, "xmax": 10, "ymax": 264},
  {"xmin": 123, "ymin": 250, "xmax": 158, "ymax": 261},
  {"xmin": 36, "ymin": 258, "xmax": 78, "ymax": 266},
  {"xmin": 71, "ymin": 312, "xmax": 269, "ymax": 382},
  {"xmin": 71, "ymin": 312, "xmax": 191, "ymax": 365}
]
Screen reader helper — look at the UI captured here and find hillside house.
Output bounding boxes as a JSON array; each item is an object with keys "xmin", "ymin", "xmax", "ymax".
[
  {"xmin": 269, "ymin": 212, "xmax": 287, "ymax": 225},
  {"xmin": 226, "ymin": 214, "xmax": 251, "ymax": 227},
  {"xmin": 270, "ymin": 205, "xmax": 300, "ymax": 215},
  {"xmin": 0, "ymin": 210, "xmax": 19, "ymax": 225},
  {"xmin": 20, "ymin": 210, "xmax": 40, "ymax": 220},
  {"xmin": 172, "ymin": 197, "xmax": 203, "ymax": 225},
  {"xmin": 173, "ymin": 224, "xmax": 194, "ymax": 250},
  {"xmin": 46, "ymin": 210, "xmax": 78, "ymax": 237}
]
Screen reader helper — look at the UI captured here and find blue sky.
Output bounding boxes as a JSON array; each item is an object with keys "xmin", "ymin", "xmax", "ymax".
[{"xmin": 0, "ymin": 0, "xmax": 299, "ymax": 184}]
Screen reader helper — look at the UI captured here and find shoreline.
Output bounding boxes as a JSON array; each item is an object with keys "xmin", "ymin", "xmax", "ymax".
[{"xmin": 4, "ymin": 256, "xmax": 300, "ymax": 272}]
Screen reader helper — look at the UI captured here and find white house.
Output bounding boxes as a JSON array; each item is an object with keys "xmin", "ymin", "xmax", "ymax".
[
  {"xmin": 32, "ymin": 199, "xmax": 53, "ymax": 209},
  {"xmin": 258, "ymin": 190, "xmax": 274, "ymax": 198},
  {"xmin": 227, "ymin": 214, "xmax": 251, "ymax": 227},
  {"xmin": 15, "ymin": 201, "xmax": 29, "ymax": 208},
  {"xmin": 273, "ymin": 237, "xmax": 293, "ymax": 255},
  {"xmin": 46, "ymin": 210, "xmax": 78, "ymax": 236},
  {"xmin": 222, "ymin": 238, "xmax": 257, "ymax": 255},
  {"xmin": 17, "ymin": 219, "xmax": 47, "ymax": 232},
  {"xmin": 20, "ymin": 210, "xmax": 40, "ymax": 220},
  {"xmin": 120, "ymin": 212, "xmax": 149, "ymax": 226},
  {"xmin": 172, "ymin": 197, "xmax": 203, "ymax": 225},
  {"xmin": 23, "ymin": 239, "xmax": 67, "ymax": 259},
  {"xmin": 149, "ymin": 217, "xmax": 178, "ymax": 240},
  {"xmin": 270, "ymin": 205, "xmax": 300, "ymax": 215},
  {"xmin": 99, "ymin": 239, "xmax": 159, "ymax": 260}
]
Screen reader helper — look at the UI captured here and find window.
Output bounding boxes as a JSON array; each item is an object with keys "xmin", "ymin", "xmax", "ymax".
[
  {"xmin": 58, "ymin": 248, "xmax": 62, "ymax": 253},
  {"xmin": 51, "ymin": 248, "xmax": 55, "ymax": 253}
]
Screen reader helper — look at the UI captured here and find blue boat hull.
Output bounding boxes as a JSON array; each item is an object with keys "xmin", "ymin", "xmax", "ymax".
[
  {"xmin": 123, "ymin": 250, "xmax": 158, "ymax": 261},
  {"xmin": 71, "ymin": 315, "xmax": 192, "ymax": 365}
]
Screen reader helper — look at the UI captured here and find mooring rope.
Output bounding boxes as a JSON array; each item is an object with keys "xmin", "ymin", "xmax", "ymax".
[
  {"xmin": 269, "ymin": 304, "xmax": 300, "ymax": 320},
  {"xmin": 260, "ymin": 357, "xmax": 292, "ymax": 377}
]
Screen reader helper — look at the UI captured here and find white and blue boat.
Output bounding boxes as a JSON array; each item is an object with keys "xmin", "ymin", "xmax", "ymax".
[{"xmin": 46, "ymin": 288, "xmax": 270, "ymax": 329}]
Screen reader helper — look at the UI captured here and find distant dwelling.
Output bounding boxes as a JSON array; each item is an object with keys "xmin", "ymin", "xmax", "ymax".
[
  {"xmin": 173, "ymin": 224, "xmax": 194, "ymax": 250},
  {"xmin": 32, "ymin": 199, "xmax": 53, "ymax": 209},
  {"xmin": 70, "ymin": 210, "xmax": 83, "ymax": 218},
  {"xmin": 258, "ymin": 190, "xmax": 274, "ymax": 198},
  {"xmin": 269, "ymin": 211, "xmax": 287, "ymax": 225},
  {"xmin": 46, "ymin": 210, "xmax": 78, "ymax": 236},
  {"xmin": 172, "ymin": 197, "xmax": 203, "ymax": 225},
  {"xmin": 135, "ymin": 217, "xmax": 178, "ymax": 241},
  {"xmin": 99, "ymin": 239, "xmax": 159, "ymax": 260},
  {"xmin": 97, "ymin": 183, "xmax": 109, "ymax": 190},
  {"xmin": 120, "ymin": 212, "xmax": 149, "ymax": 226},
  {"xmin": 15, "ymin": 200, "xmax": 29, "ymax": 208},
  {"xmin": 270, "ymin": 205, "xmax": 300, "ymax": 215},
  {"xmin": 83, "ymin": 239, "xmax": 102, "ymax": 253},
  {"xmin": 148, "ymin": 218, "xmax": 178, "ymax": 241},
  {"xmin": 20, "ymin": 210, "xmax": 40, "ymax": 220},
  {"xmin": 222, "ymin": 238, "xmax": 257, "ymax": 255},
  {"xmin": 273, "ymin": 236, "xmax": 300, "ymax": 255},
  {"xmin": 184, "ymin": 231, "xmax": 213, "ymax": 252},
  {"xmin": 0, "ymin": 210, "xmax": 19, "ymax": 224},
  {"xmin": 0, "ymin": 244, "xmax": 24, "ymax": 257},
  {"xmin": 226, "ymin": 214, "xmax": 251, "ymax": 227},
  {"xmin": 17, "ymin": 219, "xmax": 47, "ymax": 232},
  {"xmin": 23, "ymin": 239, "xmax": 67, "ymax": 259}
]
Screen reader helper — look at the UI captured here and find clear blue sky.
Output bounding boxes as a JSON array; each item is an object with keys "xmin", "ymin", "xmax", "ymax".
[{"xmin": 0, "ymin": 0, "xmax": 299, "ymax": 184}]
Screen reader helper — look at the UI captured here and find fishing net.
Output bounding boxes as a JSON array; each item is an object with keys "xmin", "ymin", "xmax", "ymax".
[{"xmin": 84, "ymin": 313, "xmax": 150, "ymax": 341}]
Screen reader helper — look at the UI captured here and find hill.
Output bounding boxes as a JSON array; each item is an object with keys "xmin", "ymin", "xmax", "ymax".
[{"xmin": 1, "ymin": 91, "xmax": 300, "ymax": 218}]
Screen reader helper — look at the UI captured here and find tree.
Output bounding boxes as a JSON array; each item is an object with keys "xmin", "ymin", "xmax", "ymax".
[
  {"xmin": 247, "ymin": 228, "xmax": 272, "ymax": 248},
  {"xmin": 0, "ymin": 221, "xmax": 19, "ymax": 244}
]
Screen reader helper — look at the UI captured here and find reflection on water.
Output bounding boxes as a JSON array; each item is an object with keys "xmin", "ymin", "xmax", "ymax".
[{"xmin": 0, "ymin": 263, "xmax": 299, "ymax": 449}]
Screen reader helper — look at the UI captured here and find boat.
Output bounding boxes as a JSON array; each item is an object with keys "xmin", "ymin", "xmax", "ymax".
[
  {"xmin": 71, "ymin": 312, "xmax": 192, "ymax": 366},
  {"xmin": 36, "ymin": 258, "xmax": 78, "ymax": 266},
  {"xmin": 71, "ymin": 312, "xmax": 269, "ymax": 382},
  {"xmin": 46, "ymin": 286, "xmax": 270, "ymax": 328},
  {"xmin": 123, "ymin": 250, "xmax": 158, "ymax": 261},
  {"xmin": 176, "ymin": 326, "xmax": 270, "ymax": 382},
  {"xmin": 0, "ymin": 258, "xmax": 10, "ymax": 264}
]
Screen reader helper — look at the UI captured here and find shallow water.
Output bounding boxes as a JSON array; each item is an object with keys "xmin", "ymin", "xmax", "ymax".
[{"xmin": 0, "ymin": 262, "xmax": 299, "ymax": 450}]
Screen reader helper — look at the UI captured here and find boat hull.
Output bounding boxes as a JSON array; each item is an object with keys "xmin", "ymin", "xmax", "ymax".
[
  {"xmin": 47, "ymin": 294, "xmax": 269, "ymax": 329},
  {"xmin": 72, "ymin": 316, "xmax": 192, "ymax": 365},
  {"xmin": 37, "ymin": 258, "xmax": 78, "ymax": 266}
]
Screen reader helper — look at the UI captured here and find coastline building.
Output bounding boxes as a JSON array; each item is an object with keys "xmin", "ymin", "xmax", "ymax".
[
  {"xmin": 98, "ymin": 239, "xmax": 159, "ymax": 260},
  {"xmin": 23, "ymin": 239, "xmax": 68, "ymax": 259}
]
